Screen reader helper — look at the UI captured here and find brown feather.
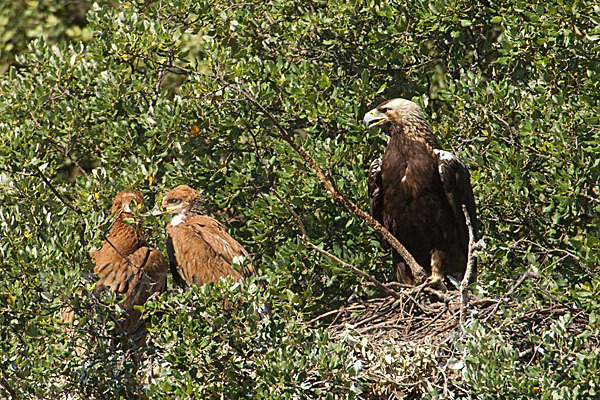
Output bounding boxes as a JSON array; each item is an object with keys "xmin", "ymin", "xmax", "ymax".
[
  {"xmin": 90, "ymin": 190, "xmax": 167, "ymax": 342},
  {"xmin": 365, "ymin": 99, "xmax": 477, "ymax": 285},
  {"xmin": 161, "ymin": 185, "xmax": 255, "ymax": 288}
]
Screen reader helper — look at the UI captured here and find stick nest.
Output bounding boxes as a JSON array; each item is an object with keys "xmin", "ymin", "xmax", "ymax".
[{"xmin": 312, "ymin": 285, "xmax": 593, "ymax": 399}]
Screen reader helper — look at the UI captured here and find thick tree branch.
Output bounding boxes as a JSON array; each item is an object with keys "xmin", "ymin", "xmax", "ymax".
[{"xmin": 227, "ymin": 80, "xmax": 427, "ymax": 283}]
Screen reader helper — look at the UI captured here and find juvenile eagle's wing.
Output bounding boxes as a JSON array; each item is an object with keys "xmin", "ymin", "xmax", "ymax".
[
  {"xmin": 368, "ymin": 157, "xmax": 384, "ymax": 224},
  {"xmin": 166, "ymin": 215, "xmax": 255, "ymax": 288},
  {"xmin": 94, "ymin": 246, "xmax": 167, "ymax": 305},
  {"xmin": 94, "ymin": 245, "xmax": 167, "ymax": 336}
]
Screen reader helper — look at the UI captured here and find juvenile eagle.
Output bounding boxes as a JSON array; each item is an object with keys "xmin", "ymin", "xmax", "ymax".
[
  {"xmin": 363, "ymin": 98, "xmax": 477, "ymax": 286},
  {"xmin": 157, "ymin": 185, "xmax": 256, "ymax": 288},
  {"xmin": 90, "ymin": 189, "xmax": 167, "ymax": 339}
]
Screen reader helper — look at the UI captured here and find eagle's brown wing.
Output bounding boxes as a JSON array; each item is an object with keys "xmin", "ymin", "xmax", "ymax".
[
  {"xmin": 94, "ymin": 246, "xmax": 167, "ymax": 305},
  {"xmin": 435, "ymin": 149, "xmax": 477, "ymax": 280},
  {"xmin": 368, "ymin": 157, "xmax": 384, "ymax": 224},
  {"xmin": 166, "ymin": 215, "xmax": 255, "ymax": 288},
  {"xmin": 93, "ymin": 245, "xmax": 166, "ymax": 339}
]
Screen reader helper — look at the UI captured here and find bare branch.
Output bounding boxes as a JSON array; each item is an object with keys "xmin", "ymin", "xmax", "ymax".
[
  {"xmin": 303, "ymin": 239, "xmax": 401, "ymax": 299},
  {"xmin": 225, "ymin": 79, "xmax": 427, "ymax": 283},
  {"xmin": 505, "ymin": 270, "xmax": 542, "ymax": 298},
  {"xmin": 459, "ymin": 204, "xmax": 482, "ymax": 324},
  {"xmin": 270, "ymin": 189, "xmax": 306, "ymax": 237},
  {"xmin": 520, "ymin": 238, "xmax": 597, "ymax": 278},
  {"xmin": 482, "ymin": 270, "xmax": 541, "ymax": 324}
]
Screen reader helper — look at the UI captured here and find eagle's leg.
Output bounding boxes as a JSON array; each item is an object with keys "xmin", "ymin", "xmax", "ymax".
[
  {"xmin": 426, "ymin": 249, "xmax": 448, "ymax": 291},
  {"xmin": 392, "ymin": 252, "xmax": 415, "ymax": 285}
]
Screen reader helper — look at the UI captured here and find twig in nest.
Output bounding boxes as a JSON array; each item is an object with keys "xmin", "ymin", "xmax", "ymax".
[
  {"xmin": 305, "ymin": 306, "xmax": 351, "ymax": 326},
  {"xmin": 225, "ymin": 79, "xmax": 427, "ymax": 283},
  {"xmin": 305, "ymin": 303, "xmax": 372, "ymax": 326},
  {"xmin": 353, "ymin": 300, "xmax": 402, "ymax": 329},
  {"xmin": 459, "ymin": 204, "xmax": 484, "ymax": 324},
  {"xmin": 271, "ymin": 189, "xmax": 402, "ymax": 299},
  {"xmin": 412, "ymin": 302, "xmax": 449, "ymax": 337},
  {"xmin": 384, "ymin": 281, "xmax": 416, "ymax": 290},
  {"xmin": 403, "ymin": 291, "xmax": 432, "ymax": 315}
]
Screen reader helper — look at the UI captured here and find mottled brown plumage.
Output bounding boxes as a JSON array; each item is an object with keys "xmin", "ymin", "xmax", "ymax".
[
  {"xmin": 90, "ymin": 190, "xmax": 167, "ymax": 336},
  {"xmin": 160, "ymin": 185, "xmax": 256, "ymax": 288},
  {"xmin": 364, "ymin": 99, "xmax": 477, "ymax": 286}
]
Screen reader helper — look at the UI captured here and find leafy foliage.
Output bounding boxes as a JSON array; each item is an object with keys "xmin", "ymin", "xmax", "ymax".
[
  {"xmin": 462, "ymin": 313, "xmax": 600, "ymax": 399},
  {"xmin": 144, "ymin": 279, "xmax": 361, "ymax": 398},
  {"xmin": 0, "ymin": 0, "xmax": 599, "ymax": 398}
]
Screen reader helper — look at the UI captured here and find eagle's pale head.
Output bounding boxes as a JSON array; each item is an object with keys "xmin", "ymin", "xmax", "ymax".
[
  {"xmin": 112, "ymin": 189, "xmax": 144, "ymax": 215},
  {"xmin": 363, "ymin": 98, "xmax": 437, "ymax": 146},
  {"xmin": 363, "ymin": 98, "xmax": 427, "ymax": 129},
  {"xmin": 160, "ymin": 185, "xmax": 204, "ymax": 218}
]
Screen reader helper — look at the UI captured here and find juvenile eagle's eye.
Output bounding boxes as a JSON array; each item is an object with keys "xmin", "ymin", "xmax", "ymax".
[
  {"xmin": 380, "ymin": 107, "xmax": 389, "ymax": 113},
  {"xmin": 169, "ymin": 198, "xmax": 180, "ymax": 204}
]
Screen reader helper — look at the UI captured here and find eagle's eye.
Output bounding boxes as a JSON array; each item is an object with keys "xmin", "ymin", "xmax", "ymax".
[
  {"xmin": 380, "ymin": 107, "xmax": 389, "ymax": 113},
  {"xmin": 169, "ymin": 198, "xmax": 180, "ymax": 204}
]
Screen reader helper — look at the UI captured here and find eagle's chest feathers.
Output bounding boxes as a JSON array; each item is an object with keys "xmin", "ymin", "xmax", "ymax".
[
  {"xmin": 107, "ymin": 220, "xmax": 143, "ymax": 254},
  {"xmin": 382, "ymin": 136, "xmax": 439, "ymax": 198},
  {"xmin": 170, "ymin": 213, "xmax": 186, "ymax": 226}
]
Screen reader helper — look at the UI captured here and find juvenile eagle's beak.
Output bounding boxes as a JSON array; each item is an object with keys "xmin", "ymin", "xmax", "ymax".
[
  {"xmin": 148, "ymin": 205, "xmax": 171, "ymax": 216},
  {"xmin": 122, "ymin": 201, "xmax": 133, "ymax": 213},
  {"xmin": 152, "ymin": 204, "xmax": 183, "ymax": 216},
  {"xmin": 363, "ymin": 108, "xmax": 388, "ymax": 129}
]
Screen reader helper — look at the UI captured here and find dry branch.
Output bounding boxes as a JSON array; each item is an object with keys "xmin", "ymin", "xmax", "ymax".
[
  {"xmin": 482, "ymin": 270, "xmax": 541, "ymax": 324},
  {"xmin": 224, "ymin": 79, "xmax": 427, "ymax": 283},
  {"xmin": 459, "ymin": 204, "xmax": 478, "ymax": 324}
]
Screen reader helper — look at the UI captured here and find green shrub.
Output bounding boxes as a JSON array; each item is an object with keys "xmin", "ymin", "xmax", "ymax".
[{"xmin": 1, "ymin": 0, "xmax": 599, "ymax": 398}]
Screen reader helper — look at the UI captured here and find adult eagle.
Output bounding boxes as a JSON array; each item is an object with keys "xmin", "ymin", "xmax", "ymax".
[
  {"xmin": 90, "ymin": 189, "xmax": 167, "ymax": 339},
  {"xmin": 363, "ymin": 98, "xmax": 477, "ymax": 286},
  {"xmin": 157, "ymin": 185, "xmax": 256, "ymax": 288}
]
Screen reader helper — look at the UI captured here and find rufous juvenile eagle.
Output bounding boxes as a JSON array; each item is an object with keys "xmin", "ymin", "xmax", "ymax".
[
  {"xmin": 156, "ymin": 185, "xmax": 256, "ymax": 288},
  {"xmin": 90, "ymin": 189, "xmax": 167, "ymax": 338},
  {"xmin": 363, "ymin": 98, "xmax": 477, "ymax": 286}
]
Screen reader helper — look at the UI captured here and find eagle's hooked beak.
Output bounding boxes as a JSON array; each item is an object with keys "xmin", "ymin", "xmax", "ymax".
[
  {"xmin": 148, "ymin": 205, "xmax": 169, "ymax": 216},
  {"xmin": 148, "ymin": 204, "xmax": 181, "ymax": 216},
  {"xmin": 122, "ymin": 201, "xmax": 133, "ymax": 213},
  {"xmin": 363, "ymin": 108, "xmax": 388, "ymax": 129},
  {"xmin": 149, "ymin": 205, "xmax": 163, "ymax": 216}
]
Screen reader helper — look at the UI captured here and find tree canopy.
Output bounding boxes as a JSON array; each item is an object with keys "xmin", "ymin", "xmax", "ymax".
[{"xmin": 1, "ymin": 0, "xmax": 599, "ymax": 398}]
